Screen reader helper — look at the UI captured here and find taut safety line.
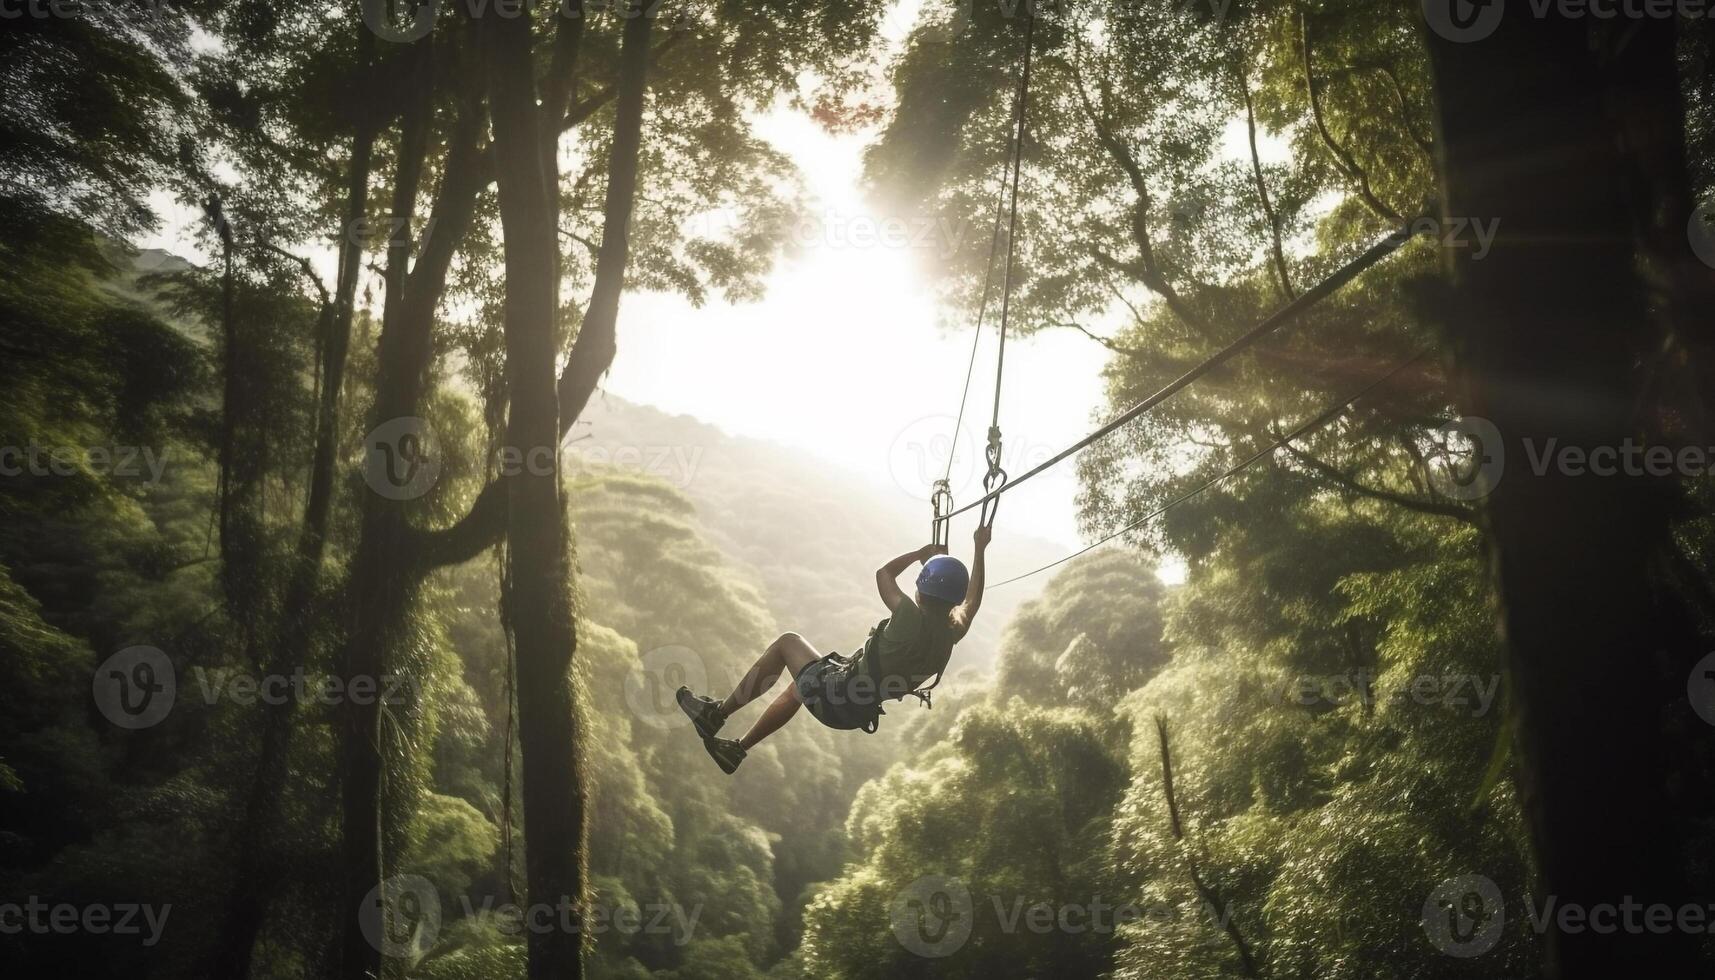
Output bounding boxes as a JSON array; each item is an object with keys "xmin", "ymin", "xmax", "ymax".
[
  {"xmin": 938, "ymin": 214, "xmax": 1428, "ymax": 526},
  {"xmin": 987, "ymin": 350, "xmax": 1427, "ymax": 588}
]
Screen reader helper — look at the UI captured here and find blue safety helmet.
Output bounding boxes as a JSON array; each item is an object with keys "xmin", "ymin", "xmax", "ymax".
[{"xmin": 915, "ymin": 555, "xmax": 969, "ymax": 604}]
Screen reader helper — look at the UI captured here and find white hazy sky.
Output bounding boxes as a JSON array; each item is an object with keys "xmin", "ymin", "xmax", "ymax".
[
  {"xmin": 603, "ymin": 0, "xmax": 1113, "ymax": 552},
  {"xmin": 609, "ymin": 102, "xmax": 1110, "ymax": 550}
]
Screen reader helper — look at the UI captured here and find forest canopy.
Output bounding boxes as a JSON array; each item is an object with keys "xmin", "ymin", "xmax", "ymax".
[{"xmin": 3, "ymin": 1, "xmax": 1715, "ymax": 979}]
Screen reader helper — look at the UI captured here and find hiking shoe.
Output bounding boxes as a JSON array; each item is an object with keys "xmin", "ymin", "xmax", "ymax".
[
  {"xmin": 677, "ymin": 686, "xmax": 725, "ymax": 739},
  {"xmin": 704, "ymin": 737, "xmax": 746, "ymax": 775}
]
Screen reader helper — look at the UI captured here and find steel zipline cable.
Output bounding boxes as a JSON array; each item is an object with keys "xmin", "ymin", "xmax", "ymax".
[
  {"xmin": 936, "ymin": 215, "xmax": 1427, "ymax": 527},
  {"xmin": 916, "ymin": 8, "xmax": 1432, "ymax": 586},
  {"xmin": 985, "ymin": 350, "xmax": 1427, "ymax": 589}
]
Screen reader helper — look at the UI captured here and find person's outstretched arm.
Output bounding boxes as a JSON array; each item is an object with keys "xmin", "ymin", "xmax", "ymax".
[
  {"xmin": 953, "ymin": 525, "xmax": 991, "ymax": 637},
  {"xmin": 877, "ymin": 543, "xmax": 942, "ymax": 612}
]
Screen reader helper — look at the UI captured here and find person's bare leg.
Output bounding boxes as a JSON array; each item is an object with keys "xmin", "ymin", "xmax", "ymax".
[
  {"xmin": 738, "ymin": 684, "xmax": 803, "ymax": 750},
  {"xmin": 719, "ymin": 631, "xmax": 820, "ymax": 717}
]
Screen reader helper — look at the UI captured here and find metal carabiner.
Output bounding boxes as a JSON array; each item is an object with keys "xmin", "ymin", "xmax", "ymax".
[
  {"xmin": 979, "ymin": 463, "xmax": 1007, "ymax": 530},
  {"xmin": 979, "ymin": 426, "xmax": 1006, "ymax": 529}
]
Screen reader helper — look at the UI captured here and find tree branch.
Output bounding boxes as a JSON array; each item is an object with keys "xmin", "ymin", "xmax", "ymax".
[
  {"xmin": 1300, "ymin": 11, "xmax": 1405, "ymax": 225},
  {"xmin": 1341, "ymin": 61, "xmax": 1434, "ymax": 158},
  {"xmin": 1070, "ymin": 41, "xmax": 1211, "ymax": 334},
  {"xmin": 1050, "ymin": 318, "xmax": 1148, "ymax": 359},
  {"xmin": 1280, "ymin": 440, "xmax": 1477, "ymax": 524},
  {"xmin": 418, "ymin": 6, "xmax": 657, "ymax": 570},
  {"xmin": 558, "ymin": 227, "xmax": 602, "ymax": 258},
  {"xmin": 1241, "ymin": 66, "xmax": 1295, "ymax": 303},
  {"xmin": 1156, "ymin": 716, "xmax": 1261, "ymax": 979}
]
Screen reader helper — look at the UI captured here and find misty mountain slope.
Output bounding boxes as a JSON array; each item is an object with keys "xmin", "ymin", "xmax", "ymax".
[{"xmin": 571, "ymin": 394, "xmax": 1064, "ymax": 671}]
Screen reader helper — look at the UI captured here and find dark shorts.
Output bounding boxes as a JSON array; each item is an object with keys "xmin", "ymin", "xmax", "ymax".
[{"xmin": 795, "ymin": 653, "xmax": 881, "ymax": 731}]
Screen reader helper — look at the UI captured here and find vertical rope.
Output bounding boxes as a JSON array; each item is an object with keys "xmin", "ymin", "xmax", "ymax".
[
  {"xmin": 939, "ymin": 13, "xmax": 1038, "ymax": 537},
  {"xmin": 944, "ymin": 171, "xmax": 1013, "ymax": 486},
  {"xmin": 990, "ymin": 10, "xmax": 1036, "ymax": 439},
  {"xmin": 977, "ymin": 12, "xmax": 1036, "ymax": 530}
]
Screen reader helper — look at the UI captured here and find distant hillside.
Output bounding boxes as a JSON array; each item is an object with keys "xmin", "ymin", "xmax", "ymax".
[
  {"xmin": 571, "ymin": 395, "xmax": 1063, "ymax": 671},
  {"xmin": 112, "ymin": 246, "xmax": 1062, "ymax": 671}
]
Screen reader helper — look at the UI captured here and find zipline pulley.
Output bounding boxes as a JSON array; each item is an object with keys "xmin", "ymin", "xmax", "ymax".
[{"xmin": 930, "ymin": 479, "xmax": 954, "ymax": 549}]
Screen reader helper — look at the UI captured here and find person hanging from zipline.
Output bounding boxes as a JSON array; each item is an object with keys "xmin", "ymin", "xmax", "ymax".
[
  {"xmin": 676, "ymin": 524, "xmax": 991, "ymax": 773},
  {"xmin": 674, "ymin": 2, "xmax": 1019, "ymax": 776}
]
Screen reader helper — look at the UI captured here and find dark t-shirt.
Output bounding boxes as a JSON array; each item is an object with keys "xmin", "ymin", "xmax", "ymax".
[{"xmin": 852, "ymin": 596, "xmax": 950, "ymax": 693}]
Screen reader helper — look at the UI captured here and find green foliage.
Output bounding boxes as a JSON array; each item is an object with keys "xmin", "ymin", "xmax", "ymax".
[
  {"xmin": 803, "ymin": 703, "xmax": 1129, "ymax": 979},
  {"xmin": 994, "ymin": 549, "xmax": 1166, "ymax": 710},
  {"xmin": 6, "ymin": 2, "xmax": 1713, "ymax": 978}
]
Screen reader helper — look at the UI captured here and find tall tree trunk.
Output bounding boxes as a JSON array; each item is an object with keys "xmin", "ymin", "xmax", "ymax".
[
  {"xmin": 335, "ymin": 36, "xmax": 464, "ymax": 980},
  {"xmin": 329, "ymin": 10, "xmax": 655, "ymax": 976},
  {"xmin": 213, "ymin": 194, "xmax": 237, "ymax": 563},
  {"xmin": 1423, "ymin": 11, "xmax": 1702, "ymax": 977},
  {"xmin": 211, "ymin": 40, "xmax": 379, "ymax": 973},
  {"xmin": 486, "ymin": 4, "xmax": 651, "ymax": 977}
]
